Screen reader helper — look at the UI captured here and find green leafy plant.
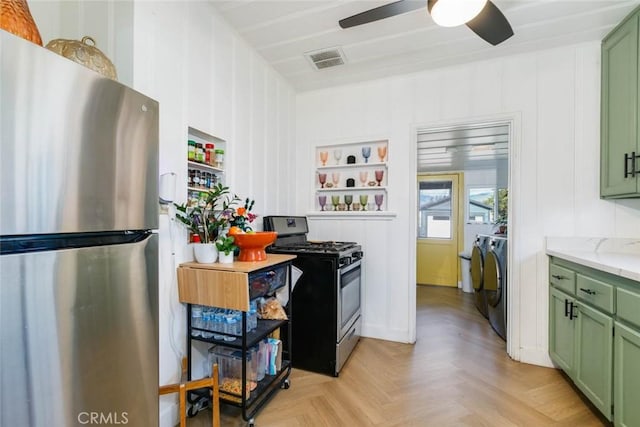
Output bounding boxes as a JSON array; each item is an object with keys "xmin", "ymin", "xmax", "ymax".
[
  {"xmin": 215, "ymin": 236, "xmax": 237, "ymax": 255},
  {"xmin": 174, "ymin": 183, "xmax": 240, "ymax": 243}
]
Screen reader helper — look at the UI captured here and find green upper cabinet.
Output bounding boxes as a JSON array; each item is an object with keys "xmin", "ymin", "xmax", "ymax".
[{"xmin": 601, "ymin": 7, "xmax": 640, "ymax": 198}]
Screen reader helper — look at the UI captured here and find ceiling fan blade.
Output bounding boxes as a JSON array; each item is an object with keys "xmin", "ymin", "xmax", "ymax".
[
  {"xmin": 465, "ymin": 0, "xmax": 513, "ymax": 46},
  {"xmin": 339, "ymin": 0, "xmax": 425, "ymax": 29}
]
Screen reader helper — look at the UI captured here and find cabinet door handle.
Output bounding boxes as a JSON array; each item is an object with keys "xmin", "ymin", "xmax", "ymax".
[
  {"xmin": 569, "ymin": 302, "xmax": 578, "ymax": 320},
  {"xmin": 564, "ymin": 299, "xmax": 570, "ymax": 317},
  {"xmin": 579, "ymin": 287, "xmax": 596, "ymax": 295},
  {"xmin": 625, "ymin": 152, "xmax": 638, "ymax": 178},
  {"xmin": 552, "ymin": 274, "xmax": 566, "ymax": 280}
]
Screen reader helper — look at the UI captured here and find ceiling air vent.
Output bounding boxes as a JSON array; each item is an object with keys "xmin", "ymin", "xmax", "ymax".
[{"xmin": 305, "ymin": 47, "xmax": 346, "ymax": 71}]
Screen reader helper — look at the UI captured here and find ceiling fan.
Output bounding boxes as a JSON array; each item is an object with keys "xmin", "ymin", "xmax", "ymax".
[{"xmin": 339, "ymin": 0, "xmax": 514, "ymax": 46}]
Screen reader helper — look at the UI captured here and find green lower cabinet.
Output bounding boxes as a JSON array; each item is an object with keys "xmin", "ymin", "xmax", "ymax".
[
  {"xmin": 549, "ymin": 288, "xmax": 576, "ymax": 374},
  {"xmin": 575, "ymin": 302, "xmax": 613, "ymax": 421},
  {"xmin": 614, "ymin": 322, "xmax": 640, "ymax": 427}
]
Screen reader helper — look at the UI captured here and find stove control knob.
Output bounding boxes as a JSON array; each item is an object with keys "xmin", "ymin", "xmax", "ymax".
[
  {"xmin": 339, "ymin": 257, "xmax": 351, "ymax": 266},
  {"xmin": 353, "ymin": 251, "xmax": 363, "ymax": 260}
]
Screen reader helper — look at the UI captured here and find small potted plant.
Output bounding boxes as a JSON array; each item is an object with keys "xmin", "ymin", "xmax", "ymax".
[
  {"xmin": 216, "ymin": 236, "xmax": 237, "ymax": 264},
  {"xmin": 174, "ymin": 183, "xmax": 240, "ymax": 263}
]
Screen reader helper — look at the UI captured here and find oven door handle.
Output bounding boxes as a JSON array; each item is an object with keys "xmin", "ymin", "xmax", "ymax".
[{"xmin": 339, "ymin": 258, "xmax": 361, "ymax": 276}]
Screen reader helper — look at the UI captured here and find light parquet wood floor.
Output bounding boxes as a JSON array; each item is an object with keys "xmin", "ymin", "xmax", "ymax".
[{"xmin": 184, "ymin": 285, "xmax": 607, "ymax": 427}]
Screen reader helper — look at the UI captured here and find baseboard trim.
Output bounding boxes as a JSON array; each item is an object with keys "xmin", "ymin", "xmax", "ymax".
[
  {"xmin": 159, "ymin": 398, "xmax": 178, "ymax": 427},
  {"xmin": 518, "ymin": 347, "xmax": 554, "ymax": 368},
  {"xmin": 362, "ymin": 324, "xmax": 413, "ymax": 344}
]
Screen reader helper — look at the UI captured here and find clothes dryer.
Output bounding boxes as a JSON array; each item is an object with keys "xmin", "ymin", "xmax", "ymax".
[
  {"xmin": 485, "ymin": 236, "xmax": 508, "ymax": 340},
  {"xmin": 470, "ymin": 235, "xmax": 491, "ymax": 319}
]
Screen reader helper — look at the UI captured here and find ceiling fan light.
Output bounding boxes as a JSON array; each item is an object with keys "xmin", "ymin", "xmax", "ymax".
[{"xmin": 430, "ymin": 0, "xmax": 488, "ymax": 27}]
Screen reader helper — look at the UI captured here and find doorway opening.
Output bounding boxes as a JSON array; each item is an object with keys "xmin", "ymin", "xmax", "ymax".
[
  {"xmin": 416, "ymin": 173, "xmax": 464, "ymax": 287},
  {"xmin": 415, "ymin": 121, "xmax": 510, "ymax": 342}
]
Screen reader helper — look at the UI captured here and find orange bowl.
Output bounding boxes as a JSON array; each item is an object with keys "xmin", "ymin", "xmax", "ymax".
[{"xmin": 233, "ymin": 231, "xmax": 278, "ymax": 262}]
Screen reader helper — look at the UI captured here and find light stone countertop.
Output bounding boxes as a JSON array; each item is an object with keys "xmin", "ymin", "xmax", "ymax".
[{"xmin": 545, "ymin": 237, "xmax": 640, "ymax": 282}]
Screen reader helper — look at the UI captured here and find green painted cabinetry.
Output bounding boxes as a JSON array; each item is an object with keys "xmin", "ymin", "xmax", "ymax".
[
  {"xmin": 549, "ymin": 257, "xmax": 640, "ymax": 424},
  {"xmin": 549, "ymin": 287, "xmax": 576, "ymax": 374},
  {"xmin": 601, "ymin": 6, "xmax": 640, "ymax": 198},
  {"xmin": 574, "ymin": 302, "xmax": 613, "ymax": 418},
  {"xmin": 615, "ymin": 321, "xmax": 640, "ymax": 427}
]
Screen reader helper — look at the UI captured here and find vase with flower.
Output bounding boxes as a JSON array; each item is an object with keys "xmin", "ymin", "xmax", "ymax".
[
  {"xmin": 174, "ymin": 183, "xmax": 240, "ymax": 263},
  {"xmin": 228, "ymin": 198, "xmax": 257, "ymax": 232}
]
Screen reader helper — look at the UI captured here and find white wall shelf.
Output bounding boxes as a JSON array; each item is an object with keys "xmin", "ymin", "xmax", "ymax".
[
  {"xmin": 188, "ymin": 160, "xmax": 224, "ymax": 174},
  {"xmin": 316, "ymin": 162, "xmax": 387, "ymax": 170},
  {"xmin": 316, "ymin": 186, "xmax": 387, "ymax": 192},
  {"xmin": 187, "ymin": 127, "xmax": 226, "ymax": 207},
  {"xmin": 314, "ymin": 139, "xmax": 389, "ymax": 213},
  {"xmin": 306, "ymin": 211, "xmax": 397, "ymax": 220}
]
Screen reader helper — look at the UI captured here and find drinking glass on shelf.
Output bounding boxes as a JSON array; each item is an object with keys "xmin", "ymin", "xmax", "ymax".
[
  {"xmin": 319, "ymin": 151, "xmax": 328, "ymax": 166},
  {"xmin": 333, "ymin": 149, "xmax": 342, "ymax": 165},
  {"xmin": 359, "ymin": 171, "xmax": 368, "ymax": 187},
  {"xmin": 375, "ymin": 170, "xmax": 384, "ymax": 186},
  {"xmin": 377, "ymin": 145, "xmax": 387, "ymax": 162},
  {"xmin": 374, "ymin": 194, "xmax": 384, "ymax": 211},
  {"xmin": 331, "ymin": 195, "xmax": 340, "ymax": 211},
  {"xmin": 344, "ymin": 195, "xmax": 353, "ymax": 211},
  {"xmin": 361, "ymin": 146, "xmax": 371, "ymax": 163},
  {"xmin": 359, "ymin": 194, "xmax": 368, "ymax": 210},
  {"xmin": 332, "ymin": 172, "xmax": 340, "ymax": 187},
  {"xmin": 318, "ymin": 195, "xmax": 327, "ymax": 211},
  {"xmin": 318, "ymin": 173, "xmax": 327, "ymax": 188}
]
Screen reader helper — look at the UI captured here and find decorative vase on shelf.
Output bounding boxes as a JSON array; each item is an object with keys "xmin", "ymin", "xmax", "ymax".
[
  {"xmin": 0, "ymin": 0, "xmax": 43, "ymax": 46},
  {"xmin": 218, "ymin": 251, "xmax": 234, "ymax": 264},
  {"xmin": 193, "ymin": 243, "xmax": 218, "ymax": 264}
]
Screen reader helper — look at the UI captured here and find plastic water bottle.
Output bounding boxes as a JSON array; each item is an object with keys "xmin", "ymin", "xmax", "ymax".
[
  {"xmin": 191, "ymin": 306, "xmax": 202, "ymax": 337},
  {"xmin": 201, "ymin": 312, "xmax": 212, "ymax": 338},
  {"xmin": 213, "ymin": 312, "xmax": 224, "ymax": 340},
  {"xmin": 224, "ymin": 315, "xmax": 237, "ymax": 342}
]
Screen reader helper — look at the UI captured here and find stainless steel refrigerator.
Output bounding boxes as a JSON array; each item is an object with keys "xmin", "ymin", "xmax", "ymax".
[{"xmin": 0, "ymin": 32, "xmax": 159, "ymax": 426}]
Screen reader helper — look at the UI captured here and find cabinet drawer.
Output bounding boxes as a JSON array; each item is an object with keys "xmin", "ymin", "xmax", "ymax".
[
  {"xmin": 550, "ymin": 264, "xmax": 576, "ymax": 294},
  {"xmin": 576, "ymin": 274, "xmax": 614, "ymax": 313},
  {"xmin": 617, "ymin": 287, "xmax": 640, "ymax": 328},
  {"xmin": 177, "ymin": 267, "xmax": 250, "ymax": 311}
]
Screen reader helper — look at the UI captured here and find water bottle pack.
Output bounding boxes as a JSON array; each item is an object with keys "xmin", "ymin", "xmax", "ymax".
[{"xmin": 191, "ymin": 302, "xmax": 259, "ymax": 340}]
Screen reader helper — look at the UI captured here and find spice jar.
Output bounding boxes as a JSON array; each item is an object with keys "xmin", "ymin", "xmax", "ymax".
[
  {"xmin": 214, "ymin": 149, "xmax": 225, "ymax": 169},
  {"xmin": 193, "ymin": 170, "xmax": 201, "ymax": 188},
  {"xmin": 188, "ymin": 169, "xmax": 195, "ymax": 187},
  {"xmin": 195, "ymin": 143, "xmax": 204, "ymax": 163},
  {"xmin": 188, "ymin": 140, "xmax": 196, "ymax": 161},
  {"xmin": 205, "ymin": 143, "xmax": 215, "ymax": 166}
]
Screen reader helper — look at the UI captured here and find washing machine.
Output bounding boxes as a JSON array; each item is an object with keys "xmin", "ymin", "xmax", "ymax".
[
  {"xmin": 484, "ymin": 236, "xmax": 508, "ymax": 340},
  {"xmin": 470, "ymin": 235, "xmax": 491, "ymax": 319}
]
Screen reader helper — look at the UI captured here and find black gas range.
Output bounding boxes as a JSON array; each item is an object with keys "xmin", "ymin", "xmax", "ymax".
[{"xmin": 263, "ymin": 216, "xmax": 362, "ymax": 376}]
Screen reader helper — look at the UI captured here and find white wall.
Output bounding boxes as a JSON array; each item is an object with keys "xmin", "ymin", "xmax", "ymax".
[
  {"xmin": 296, "ymin": 42, "xmax": 640, "ymax": 366},
  {"xmin": 31, "ymin": 2, "xmax": 297, "ymax": 426},
  {"xmin": 31, "ymin": 0, "xmax": 134, "ymax": 85}
]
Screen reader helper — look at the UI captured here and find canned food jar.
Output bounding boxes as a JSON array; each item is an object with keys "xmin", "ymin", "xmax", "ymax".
[
  {"xmin": 205, "ymin": 143, "xmax": 215, "ymax": 166},
  {"xmin": 196, "ymin": 143, "xmax": 204, "ymax": 163},
  {"xmin": 188, "ymin": 140, "xmax": 196, "ymax": 161},
  {"xmin": 214, "ymin": 149, "xmax": 225, "ymax": 169}
]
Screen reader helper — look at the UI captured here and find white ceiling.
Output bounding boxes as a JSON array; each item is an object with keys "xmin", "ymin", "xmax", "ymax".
[{"xmin": 211, "ymin": 0, "xmax": 640, "ymax": 92}]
